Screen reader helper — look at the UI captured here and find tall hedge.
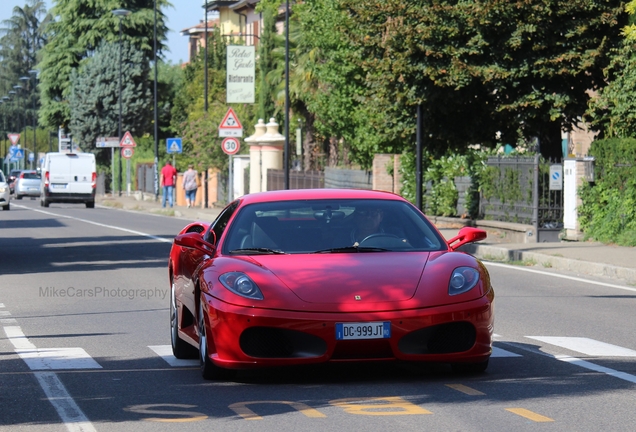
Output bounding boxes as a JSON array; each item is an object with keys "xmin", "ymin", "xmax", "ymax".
[{"xmin": 578, "ymin": 138, "xmax": 636, "ymax": 246}]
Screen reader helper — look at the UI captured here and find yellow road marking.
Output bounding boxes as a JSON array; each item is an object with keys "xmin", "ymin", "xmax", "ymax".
[
  {"xmin": 445, "ymin": 383, "xmax": 485, "ymax": 396},
  {"xmin": 506, "ymin": 408, "xmax": 554, "ymax": 422},
  {"xmin": 229, "ymin": 401, "xmax": 326, "ymax": 420},
  {"xmin": 329, "ymin": 397, "xmax": 432, "ymax": 416}
]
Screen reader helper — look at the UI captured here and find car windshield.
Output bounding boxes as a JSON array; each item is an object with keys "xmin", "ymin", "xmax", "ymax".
[
  {"xmin": 223, "ymin": 199, "xmax": 446, "ymax": 255},
  {"xmin": 0, "ymin": 172, "xmax": 4, "ymax": 182},
  {"xmin": 21, "ymin": 172, "xmax": 40, "ymax": 179}
]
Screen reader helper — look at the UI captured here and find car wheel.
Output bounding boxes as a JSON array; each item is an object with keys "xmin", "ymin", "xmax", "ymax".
[
  {"xmin": 43, "ymin": 199, "xmax": 49, "ymax": 208},
  {"xmin": 85, "ymin": 201, "xmax": 95, "ymax": 208},
  {"xmin": 2, "ymin": 204, "xmax": 9, "ymax": 211},
  {"xmin": 451, "ymin": 359, "xmax": 489, "ymax": 374},
  {"xmin": 198, "ymin": 299, "xmax": 234, "ymax": 380},
  {"xmin": 170, "ymin": 283, "xmax": 197, "ymax": 359}
]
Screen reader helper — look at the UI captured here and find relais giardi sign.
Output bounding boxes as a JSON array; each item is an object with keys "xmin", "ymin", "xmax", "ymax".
[{"xmin": 226, "ymin": 45, "xmax": 255, "ymax": 104}]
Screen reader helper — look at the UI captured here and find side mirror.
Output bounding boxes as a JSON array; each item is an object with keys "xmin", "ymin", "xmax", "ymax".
[
  {"xmin": 174, "ymin": 231, "xmax": 216, "ymax": 254},
  {"xmin": 447, "ymin": 227, "xmax": 487, "ymax": 251}
]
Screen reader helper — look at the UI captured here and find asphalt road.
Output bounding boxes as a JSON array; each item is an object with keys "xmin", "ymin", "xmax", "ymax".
[{"xmin": 2, "ymin": 200, "xmax": 636, "ymax": 431}]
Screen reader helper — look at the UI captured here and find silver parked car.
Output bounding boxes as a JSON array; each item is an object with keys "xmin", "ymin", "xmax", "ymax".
[
  {"xmin": 0, "ymin": 170, "xmax": 10, "ymax": 210},
  {"xmin": 14, "ymin": 170, "xmax": 41, "ymax": 199}
]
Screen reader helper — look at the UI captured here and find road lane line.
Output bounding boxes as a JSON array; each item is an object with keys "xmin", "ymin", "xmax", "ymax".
[
  {"xmin": 555, "ymin": 355, "xmax": 636, "ymax": 384},
  {"xmin": 0, "ymin": 319, "xmax": 17, "ymax": 324},
  {"xmin": 485, "ymin": 261, "xmax": 636, "ymax": 292},
  {"xmin": 13, "ymin": 204, "xmax": 172, "ymax": 243},
  {"xmin": 505, "ymin": 408, "xmax": 554, "ymax": 422},
  {"xmin": 0, "ymin": 303, "xmax": 4, "ymax": 307},
  {"xmin": 445, "ymin": 383, "xmax": 485, "ymax": 396},
  {"xmin": 527, "ymin": 336, "xmax": 636, "ymax": 357},
  {"xmin": 34, "ymin": 371, "xmax": 97, "ymax": 432},
  {"xmin": 0, "ymin": 310, "xmax": 11, "ymax": 316},
  {"xmin": 4, "ymin": 326, "xmax": 37, "ymax": 349},
  {"xmin": 3, "ymin": 326, "xmax": 102, "ymax": 370}
]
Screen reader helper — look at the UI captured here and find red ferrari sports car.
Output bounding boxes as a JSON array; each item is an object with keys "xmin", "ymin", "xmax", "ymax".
[{"xmin": 169, "ymin": 189, "xmax": 494, "ymax": 379}]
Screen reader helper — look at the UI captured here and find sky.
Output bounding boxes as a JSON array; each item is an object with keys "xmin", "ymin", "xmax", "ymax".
[{"xmin": 1, "ymin": 0, "xmax": 205, "ymax": 64}]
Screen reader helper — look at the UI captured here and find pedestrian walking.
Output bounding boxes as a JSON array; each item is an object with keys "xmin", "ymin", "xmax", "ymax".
[
  {"xmin": 182, "ymin": 164, "xmax": 199, "ymax": 208},
  {"xmin": 160, "ymin": 160, "xmax": 177, "ymax": 208}
]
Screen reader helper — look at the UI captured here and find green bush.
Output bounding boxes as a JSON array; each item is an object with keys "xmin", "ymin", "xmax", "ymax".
[
  {"xmin": 399, "ymin": 148, "xmax": 488, "ymax": 218},
  {"xmin": 579, "ymin": 138, "xmax": 636, "ymax": 246}
]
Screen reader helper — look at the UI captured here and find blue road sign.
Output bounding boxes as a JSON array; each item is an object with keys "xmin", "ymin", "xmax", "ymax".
[
  {"xmin": 13, "ymin": 149, "xmax": 24, "ymax": 159},
  {"xmin": 28, "ymin": 152, "xmax": 34, "ymax": 161},
  {"xmin": 166, "ymin": 138, "xmax": 182, "ymax": 154},
  {"xmin": 8, "ymin": 146, "xmax": 16, "ymax": 157}
]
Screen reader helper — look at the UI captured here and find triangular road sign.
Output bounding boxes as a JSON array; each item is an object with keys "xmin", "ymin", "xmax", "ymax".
[
  {"xmin": 219, "ymin": 107, "xmax": 243, "ymax": 129},
  {"xmin": 120, "ymin": 131, "xmax": 137, "ymax": 147},
  {"xmin": 8, "ymin": 133, "xmax": 20, "ymax": 145},
  {"xmin": 169, "ymin": 141, "xmax": 180, "ymax": 152}
]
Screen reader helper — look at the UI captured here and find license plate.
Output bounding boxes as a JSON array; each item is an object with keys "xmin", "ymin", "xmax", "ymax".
[
  {"xmin": 335, "ymin": 322, "xmax": 391, "ymax": 340},
  {"xmin": 51, "ymin": 184, "xmax": 67, "ymax": 189},
  {"xmin": 28, "ymin": 187, "xmax": 38, "ymax": 191}
]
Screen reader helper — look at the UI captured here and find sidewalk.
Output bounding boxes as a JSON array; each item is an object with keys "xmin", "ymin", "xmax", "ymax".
[{"xmin": 96, "ymin": 194, "xmax": 636, "ymax": 286}]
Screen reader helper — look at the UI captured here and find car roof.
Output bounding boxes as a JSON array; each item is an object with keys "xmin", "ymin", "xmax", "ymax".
[{"xmin": 237, "ymin": 188, "xmax": 406, "ymax": 205}]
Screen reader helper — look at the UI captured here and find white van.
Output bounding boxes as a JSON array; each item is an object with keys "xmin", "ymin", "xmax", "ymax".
[{"xmin": 41, "ymin": 152, "xmax": 97, "ymax": 208}]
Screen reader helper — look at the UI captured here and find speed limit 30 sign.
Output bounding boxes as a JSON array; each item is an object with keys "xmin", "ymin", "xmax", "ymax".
[
  {"xmin": 221, "ymin": 137, "xmax": 240, "ymax": 155},
  {"xmin": 121, "ymin": 147, "xmax": 134, "ymax": 159}
]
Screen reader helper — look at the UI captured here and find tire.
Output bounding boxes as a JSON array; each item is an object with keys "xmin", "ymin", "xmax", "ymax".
[
  {"xmin": 451, "ymin": 359, "xmax": 489, "ymax": 374},
  {"xmin": 43, "ymin": 199, "xmax": 49, "ymax": 208},
  {"xmin": 2, "ymin": 204, "xmax": 9, "ymax": 211},
  {"xmin": 85, "ymin": 201, "xmax": 95, "ymax": 208},
  {"xmin": 170, "ymin": 282, "xmax": 197, "ymax": 359},
  {"xmin": 198, "ymin": 299, "xmax": 234, "ymax": 380}
]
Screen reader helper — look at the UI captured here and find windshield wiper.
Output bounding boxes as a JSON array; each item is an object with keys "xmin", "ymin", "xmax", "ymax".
[
  {"xmin": 313, "ymin": 246, "xmax": 389, "ymax": 254},
  {"xmin": 229, "ymin": 247, "xmax": 286, "ymax": 255}
]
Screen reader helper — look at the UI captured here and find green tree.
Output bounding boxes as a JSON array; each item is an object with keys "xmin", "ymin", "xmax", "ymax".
[
  {"xmin": 255, "ymin": 6, "xmax": 279, "ymax": 123},
  {"xmin": 38, "ymin": 0, "xmax": 170, "ymax": 132},
  {"xmin": 68, "ymin": 40, "xmax": 151, "ymax": 156},
  {"xmin": 0, "ymin": 0, "xmax": 49, "ymax": 146},
  {"xmin": 307, "ymin": 0, "xmax": 627, "ymax": 162}
]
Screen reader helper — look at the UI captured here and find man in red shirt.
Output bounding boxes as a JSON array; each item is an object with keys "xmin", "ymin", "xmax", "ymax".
[{"xmin": 160, "ymin": 160, "xmax": 178, "ymax": 207}]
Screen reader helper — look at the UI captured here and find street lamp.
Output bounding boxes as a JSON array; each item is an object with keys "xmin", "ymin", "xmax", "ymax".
[
  {"xmin": 29, "ymin": 70, "xmax": 38, "ymax": 168},
  {"xmin": 112, "ymin": 8, "xmax": 130, "ymax": 196},
  {"xmin": 19, "ymin": 76, "xmax": 32, "ymax": 168},
  {"xmin": 6, "ymin": 93, "xmax": 15, "ymax": 171},
  {"xmin": 12, "ymin": 85, "xmax": 23, "ymax": 169},
  {"xmin": 153, "ymin": 0, "xmax": 159, "ymax": 200},
  {"xmin": 284, "ymin": 0, "xmax": 290, "ymax": 190}
]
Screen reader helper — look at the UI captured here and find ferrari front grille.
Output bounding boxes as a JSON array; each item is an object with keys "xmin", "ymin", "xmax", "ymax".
[
  {"xmin": 398, "ymin": 322, "xmax": 476, "ymax": 355},
  {"xmin": 240, "ymin": 327, "xmax": 327, "ymax": 358}
]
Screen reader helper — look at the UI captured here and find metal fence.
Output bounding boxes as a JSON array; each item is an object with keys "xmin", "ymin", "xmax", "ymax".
[
  {"xmin": 267, "ymin": 170, "xmax": 324, "ymax": 190},
  {"xmin": 479, "ymin": 156, "xmax": 563, "ymax": 242},
  {"xmin": 136, "ymin": 163, "xmax": 155, "ymax": 194}
]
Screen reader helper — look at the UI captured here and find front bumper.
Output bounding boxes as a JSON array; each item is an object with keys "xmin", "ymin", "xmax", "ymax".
[{"xmin": 202, "ymin": 294, "xmax": 494, "ymax": 369}]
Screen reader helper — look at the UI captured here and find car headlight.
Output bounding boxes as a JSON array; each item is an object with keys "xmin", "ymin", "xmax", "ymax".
[
  {"xmin": 219, "ymin": 272, "xmax": 263, "ymax": 300},
  {"xmin": 0, "ymin": 187, "xmax": 5, "ymax": 192},
  {"xmin": 448, "ymin": 267, "xmax": 480, "ymax": 296}
]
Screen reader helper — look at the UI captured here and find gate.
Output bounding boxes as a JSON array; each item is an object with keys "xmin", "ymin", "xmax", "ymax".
[{"xmin": 479, "ymin": 156, "xmax": 563, "ymax": 242}]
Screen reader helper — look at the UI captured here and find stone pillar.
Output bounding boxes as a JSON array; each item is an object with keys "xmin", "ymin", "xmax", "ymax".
[
  {"xmin": 563, "ymin": 157, "xmax": 594, "ymax": 241},
  {"xmin": 244, "ymin": 118, "xmax": 285, "ymax": 193}
]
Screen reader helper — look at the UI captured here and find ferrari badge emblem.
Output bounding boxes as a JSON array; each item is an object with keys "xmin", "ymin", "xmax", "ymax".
[{"xmin": 354, "ymin": 295, "xmax": 362, "ymax": 301}]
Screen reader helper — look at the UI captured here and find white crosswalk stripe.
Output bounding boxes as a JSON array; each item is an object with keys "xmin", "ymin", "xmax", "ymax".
[
  {"xmin": 148, "ymin": 345, "xmax": 199, "ymax": 367},
  {"xmin": 526, "ymin": 336, "xmax": 636, "ymax": 357}
]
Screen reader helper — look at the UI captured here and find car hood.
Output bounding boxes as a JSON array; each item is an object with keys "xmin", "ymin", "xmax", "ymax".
[{"xmin": 248, "ymin": 253, "xmax": 430, "ymax": 304}]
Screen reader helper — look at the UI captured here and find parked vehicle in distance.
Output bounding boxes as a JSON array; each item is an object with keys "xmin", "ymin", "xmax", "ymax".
[
  {"xmin": 40, "ymin": 152, "xmax": 97, "ymax": 208},
  {"xmin": 169, "ymin": 188, "xmax": 493, "ymax": 380},
  {"xmin": 14, "ymin": 170, "xmax": 41, "ymax": 199},
  {"xmin": 0, "ymin": 170, "xmax": 11, "ymax": 210},
  {"xmin": 7, "ymin": 169, "xmax": 21, "ymax": 195}
]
